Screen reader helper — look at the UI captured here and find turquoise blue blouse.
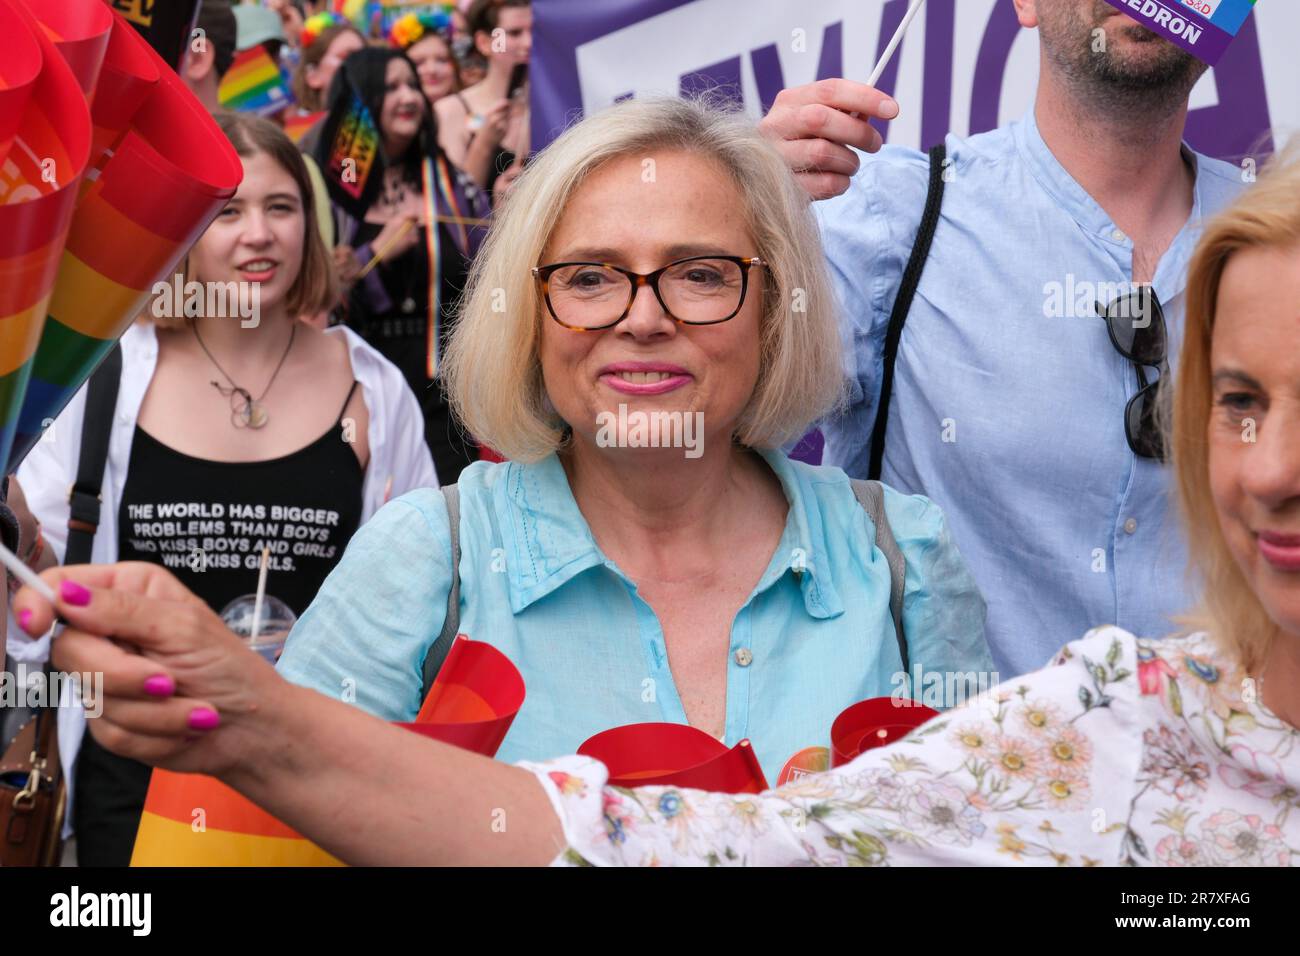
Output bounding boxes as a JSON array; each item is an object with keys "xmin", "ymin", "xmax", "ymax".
[{"xmin": 276, "ymin": 449, "xmax": 994, "ymax": 782}]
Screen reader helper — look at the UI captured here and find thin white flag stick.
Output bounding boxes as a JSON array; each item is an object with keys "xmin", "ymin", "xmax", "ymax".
[
  {"xmin": 251, "ymin": 546, "xmax": 270, "ymax": 643},
  {"xmin": 0, "ymin": 539, "xmax": 55, "ymax": 603},
  {"xmin": 869, "ymin": 0, "xmax": 927, "ymax": 87}
]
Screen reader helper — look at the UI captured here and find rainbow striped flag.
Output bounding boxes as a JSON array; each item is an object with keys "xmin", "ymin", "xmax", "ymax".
[
  {"xmin": 218, "ymin": 44, "xmax": 292, "ymax": 117},
  {"xmin": 0, "ymin": 0, "xmax": 96, "ymax": 475},
  {"xmin": 131, "ymin": 772, "xmax": 346, "ymax": 867},
  {"xmin": 318, "ymin": 79, "xmax": 381, "ymax": 218},
  {"xmin": 3, "ymin": 1, "xmax": 243, "ymax": 473},
  {"xmin": 1102, "ymin": 0, "xmax": 1259, "ymax": 64},
  {"xmin": 284, "ymin": 109, "xmax": 325, "ymax": 145},
  {"xmin": 131, "ymin": 637, "xmax": 525, "ymax": 867}
]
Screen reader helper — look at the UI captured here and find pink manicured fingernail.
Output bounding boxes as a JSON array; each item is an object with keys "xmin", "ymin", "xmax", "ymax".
[
  {"xmin": 18, "ymin": 608, "xmax": 33, "ymax": 632},
  {"xmin": 143, "ymin": 675, "xmax": 175, "ymax": 697},
  {"xmin": 187, "ymin": 707, "xmax": 221, "ymax": 731},
  {"xmin": 60, "ymin": 580, "xmax": 91, "ymax": 606}
]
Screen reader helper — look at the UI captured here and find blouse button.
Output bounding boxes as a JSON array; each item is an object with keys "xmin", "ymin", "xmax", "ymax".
[
  {"xmin": 1124, "ymin": 518, "xmax": 1138, "ymax": 535},
  {"xmin": 734, "ymin": 648, "xmax": 753, "ymax": 667}
]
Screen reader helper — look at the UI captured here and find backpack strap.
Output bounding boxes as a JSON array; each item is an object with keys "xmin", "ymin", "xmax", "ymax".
[
  {"xmin": 420, "ymin": 483, "xmax": 461, "ymax": 698},
  {"xmin": 65, "ymin": 343, "xmax": 122, "ymax": 566},
  {"xmin": 849, "ymin": 477, "xmax": 908, "ymax": 674},
  {"xmin": 867, "ymin": 143, "xmax": 948, "ymax": 482}
]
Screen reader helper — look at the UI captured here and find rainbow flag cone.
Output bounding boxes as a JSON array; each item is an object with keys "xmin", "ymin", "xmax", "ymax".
[
  {"xmin": 130, "ymin": 771, "xmax": 346, "ymax": 867},
  {"xmin": 578, "ymin": 723, "xmax": 769, "ymax": 794},
  {"xmin": 132, "ymin": 638, "xmax": 526, "ymax": 866},
  {"xmin": 0, "ymin": 0, "xmax": 93, "ymax": 477},
  {"xmin": 4, "ymin": 5, "xmax": 243, "ymax": 473},
  {"xmin": 829, "ymin": 696, "xmax": 940, "ymax": 768},
  {"xmin": 408, "ymin": 635, "xmax": 526, "ymax": 753}
]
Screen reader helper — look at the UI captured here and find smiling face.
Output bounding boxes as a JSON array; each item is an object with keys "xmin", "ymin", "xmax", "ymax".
[
  {"xmin": 379, "ymin": 56, "xmax": 426, "ymax": 154},
  {"xmin": 1207, "ymin": 244, "xmax": 1300, "ymax": 638},
  {"xmin": 407, "ymin": 33, "xmax": 456, "ymax": 102},
  {"xmin": 188, "ymin": 150, "xmax": 305, "ymax": 317},
  {"xmin": 537, "ymin": 150, "xmax": 764, "ymax": 459}
]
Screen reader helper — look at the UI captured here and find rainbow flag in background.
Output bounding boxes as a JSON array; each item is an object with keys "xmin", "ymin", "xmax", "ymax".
[
  {"xmin": 218, "ymin": 44, "xmax": 292, "ymax": 117},
  {"xmin": 3, "ymin": 0, "xmax": 243, "ymax": 473},
  {"xmin": 284, "ymin": 109, "xmax": 325, "ymax": 145},
  {"xmin": 318, "ymin": 79, "xmax": 381, "ymax": 219},
  {"xmin": 131, "ymin": 637, "xmax": 525, "ymax": 866},
  {"xmin": 1102, "ymin": 0, "xmax": 1259, "ymax": 64}
]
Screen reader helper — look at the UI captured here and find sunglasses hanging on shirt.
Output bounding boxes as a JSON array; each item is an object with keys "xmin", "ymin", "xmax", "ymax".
[{"xmin": 1095, "ymin": 287, "xmax": 1169, "ymax": 462}]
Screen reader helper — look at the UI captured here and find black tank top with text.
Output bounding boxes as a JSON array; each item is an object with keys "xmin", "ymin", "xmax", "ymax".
[{"xmin": 116, "ymin": 382, "xmax": 365, "ymax": 617}]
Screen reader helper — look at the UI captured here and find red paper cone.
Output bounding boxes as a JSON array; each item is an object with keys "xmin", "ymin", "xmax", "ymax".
[
  {"xmin": 405, "ymin": 635, "xmax": 525, "ymax": 757},
  {"xmin": 0, "ymin": 1, "xmax": 42, "ymax": 173},
  {"xmin": 29, "ymin": 0, "xmax": 114, "ymax": 97},
  {"xmin": 578, "ymin": 723, "xmax": 769, "ymax": 794},
  {"xmin": 830, "ymin": 697, "xmax": 940, "ymax": 768}
]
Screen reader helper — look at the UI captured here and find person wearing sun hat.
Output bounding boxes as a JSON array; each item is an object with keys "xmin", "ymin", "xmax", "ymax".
[{"xmin": 232, "ymin": 1, "xmax": 287, "ymax": 57}]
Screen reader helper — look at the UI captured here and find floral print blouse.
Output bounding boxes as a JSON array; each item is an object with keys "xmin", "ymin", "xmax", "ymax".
[{"xmin": 525, "ymin": 627, "xmax": 1300, "ymax": 866}]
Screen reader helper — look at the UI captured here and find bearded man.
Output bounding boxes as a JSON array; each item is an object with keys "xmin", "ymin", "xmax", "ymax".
[{"xmin": 760, "ymin": 0, "xmax": 1249, "ymax": 676}]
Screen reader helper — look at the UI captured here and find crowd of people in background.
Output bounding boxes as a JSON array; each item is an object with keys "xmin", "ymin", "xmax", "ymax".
[{"xmin": 2, "ymin": 0, "xmax": 1298, "ymax": 869}]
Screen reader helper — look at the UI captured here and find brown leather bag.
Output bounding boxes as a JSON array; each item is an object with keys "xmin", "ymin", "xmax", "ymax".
[{"xmin": 0, "ymin": 703, "xmax": 65, "ymax": 867}]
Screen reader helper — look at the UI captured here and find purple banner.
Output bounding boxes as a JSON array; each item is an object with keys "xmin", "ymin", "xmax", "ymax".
[{"xmin": 532, "ymin": 0, "xmax": 1276, "ymax": 164}]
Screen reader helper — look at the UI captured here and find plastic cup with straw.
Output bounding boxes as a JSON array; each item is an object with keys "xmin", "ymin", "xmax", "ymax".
[{"xmin": 218, "ymin": 546, "xmax": 296, "ymax": 664}]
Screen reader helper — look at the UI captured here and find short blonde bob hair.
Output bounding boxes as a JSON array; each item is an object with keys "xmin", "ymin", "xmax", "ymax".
[
  {"xmin": 1174, "ymin": 142, "xmax": 1300, "ymax": 673},
  {"xmin": 443, "ymin": 96, "xmax": 846, "ymax": 462}
]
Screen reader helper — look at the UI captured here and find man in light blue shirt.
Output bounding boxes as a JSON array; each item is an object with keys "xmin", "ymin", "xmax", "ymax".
[{"xmin": 761, "ymin": 1, "xmax": 1249, "ymax": 676}]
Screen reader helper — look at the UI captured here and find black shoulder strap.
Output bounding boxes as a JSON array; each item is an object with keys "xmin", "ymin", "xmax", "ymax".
[
  {"xmin": 65, "ymin": 344, "xmax": 123, "ymax": 566},
  {"xmin": 867, "ymin": 143, "xmax": 948, "ymax": 481},
  {"xmin": 420, "ymin": 483, "xmax": 462, "ymax": 700}
]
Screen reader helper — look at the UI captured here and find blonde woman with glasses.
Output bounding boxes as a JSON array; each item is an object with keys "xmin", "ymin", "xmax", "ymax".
[{"xmin": 16, "ymin": 97, "xmax": 992, "ymax": 799}]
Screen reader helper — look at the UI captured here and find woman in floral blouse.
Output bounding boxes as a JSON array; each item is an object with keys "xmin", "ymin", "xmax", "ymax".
[{"xmin": 14, "ymin": 142, "xmax": 1300, "ymax": 869}]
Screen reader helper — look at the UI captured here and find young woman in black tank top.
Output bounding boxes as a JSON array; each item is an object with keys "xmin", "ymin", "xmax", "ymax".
[{"xmin": 71, "ymin": 113, "xmax": 406, "ymax": 868}]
